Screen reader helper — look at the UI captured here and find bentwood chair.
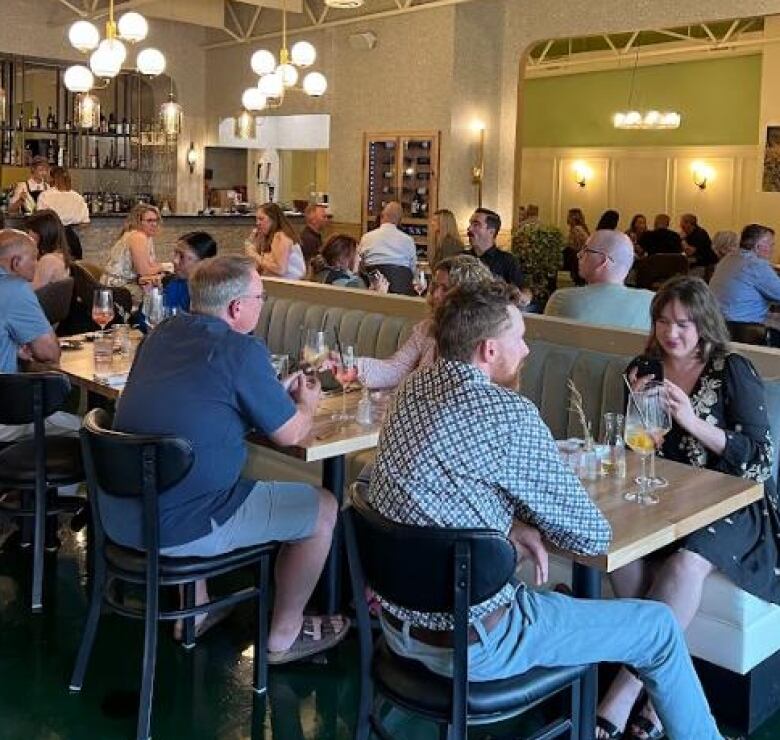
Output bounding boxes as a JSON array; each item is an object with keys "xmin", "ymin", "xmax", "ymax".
[
  {"xmin": 344, "ymin": 483, "xmax": 587, "ymax": 740},
  {"xmin": 0, "ymin": 372, "xmax": 84, "ymax": 611},
  {"xmin": 70, "ymin": 408, "xmax": 278, "ymax": 740}
]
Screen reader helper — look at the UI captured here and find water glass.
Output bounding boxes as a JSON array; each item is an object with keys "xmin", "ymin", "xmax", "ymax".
[
  {"xmin": 93, "ymin": 335, "xmax": 113, "ymax": 376},
  {"xmin": 112, "ymin": 324, "xmax": 131, "ymax": 358}
]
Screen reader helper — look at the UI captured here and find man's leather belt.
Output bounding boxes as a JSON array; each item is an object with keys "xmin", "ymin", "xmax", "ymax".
[{"xmin": 383, "ymin": 606, "xmax": 507, "ymax": 648}]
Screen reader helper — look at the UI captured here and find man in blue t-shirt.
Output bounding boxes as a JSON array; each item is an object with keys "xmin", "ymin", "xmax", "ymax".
[
  {"xmin": 0, "ymin": 229, "xmax": 64, "ymax": 443},
  {"xmin": 110, "ymin": 255, "xmax": 348, "ymax": 662}
]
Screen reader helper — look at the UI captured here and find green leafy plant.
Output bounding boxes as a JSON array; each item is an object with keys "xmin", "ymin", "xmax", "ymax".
[{"xmin": 511, "ymin": 222, "xmax": 566, "ymax": 307}]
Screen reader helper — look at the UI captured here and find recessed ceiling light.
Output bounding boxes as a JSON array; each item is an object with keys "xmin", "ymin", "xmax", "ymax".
[{"xmin": 325, "ymin": 0, "xmax": 364, "ymax": 8}]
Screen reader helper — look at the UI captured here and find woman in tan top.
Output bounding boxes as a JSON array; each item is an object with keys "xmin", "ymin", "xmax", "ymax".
[
  {"xmin": 245, "ymin": 203, "xmax": 306, "ymax": 280},
  {"xmin": 101, "ymin": 204, "xmax": 164, "ymax": 300},
  {"xmin": 25, "ymin": 209, "xmax": 71, "ymax": 290}
]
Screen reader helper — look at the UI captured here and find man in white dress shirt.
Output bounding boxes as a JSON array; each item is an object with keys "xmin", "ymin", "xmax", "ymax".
[
  {"xmin": 358, "ymin": 201, "xmax": 417, "ymax": 273},
  {"xmin": 37, "ymin": 168, "xmax": 90, "ymax": 227}
]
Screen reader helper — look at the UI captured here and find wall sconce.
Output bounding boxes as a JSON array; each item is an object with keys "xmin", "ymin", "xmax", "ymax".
[
  {"xmin": 572, "ymin": 160, "xmax": 592, "ymax": 188},
  {"xmin": 691, "ymin": 161, "xmax": 714, "ymax": 190},
  {"xmin": 186, "ymin": 142, "xmax": 197, "ymax": 174},
  {"xmin": 471, "ymin": 120, "xmax": 485, "ymax": 208}
]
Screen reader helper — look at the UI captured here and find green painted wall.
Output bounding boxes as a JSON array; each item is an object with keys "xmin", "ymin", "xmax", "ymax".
[{"xmin": 521, "ymin": 55, "xmax": 761, "ymax": 147}]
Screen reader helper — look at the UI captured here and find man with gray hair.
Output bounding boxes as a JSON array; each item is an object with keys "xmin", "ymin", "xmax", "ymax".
[
  {"xmin": 358, "ymin": 201, "xmax": 417, "ymax": 278},
  {"xmin": 544, "ymin": 229, "xmax": 653, "ymax": 331},
  {"xmin": 110, "ymin": 256, "xmax": 349, "ymax": 660}
]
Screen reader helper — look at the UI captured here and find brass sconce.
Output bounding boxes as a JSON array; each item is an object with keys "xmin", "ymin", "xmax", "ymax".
[
  {"xmin": 186, "ymin": 141, "xmax": 197, "ymax": 174},
  {"xmin": 691, "ymin": 161, "xmax": 714, "ymax": 190},
  {"xmin": 471, "ymin": 121, "xmax": 485, "ymax": 208},
  {"xmin": 572, "ymin": 160, "xmax": 591, "ymax": 189}
]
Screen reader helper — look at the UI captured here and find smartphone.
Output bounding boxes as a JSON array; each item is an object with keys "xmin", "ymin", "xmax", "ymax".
[{"xmin": 634, "ymin": 356, "xmax": 664, "ymax": 381}]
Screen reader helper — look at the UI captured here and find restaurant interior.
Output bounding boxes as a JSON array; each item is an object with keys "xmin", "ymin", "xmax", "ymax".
[{"xmin": 3, "ymin": 0, "xmax": 780, "ymax": 738}]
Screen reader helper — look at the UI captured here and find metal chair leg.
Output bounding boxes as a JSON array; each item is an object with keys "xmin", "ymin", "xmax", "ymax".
[
  {"xmin": 253, "ymin": 555, "xmax": 269, "ymax": 695},
  {"xmin": 569, "ymin": 678, "xmax": 581, "ymax": 740},
  {"xmin": 31, "ymin": 482, "xmax": 47, "ymax": 612},
  {"xmin": 136, "ymin": 578, "xmax": 159, "ymax": 740},
  {"xmin": 182, "ymin": 582, "xmax": 196, "ymax": 649},
  {"xmin": 69, "ymin": 555, "xmax": 106, "ymax": 691}
]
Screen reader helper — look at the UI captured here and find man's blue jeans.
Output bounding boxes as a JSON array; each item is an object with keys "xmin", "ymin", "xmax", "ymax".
[{"xmin": 382, "ymin": 586, "xmax": 721, "ymax": 740}]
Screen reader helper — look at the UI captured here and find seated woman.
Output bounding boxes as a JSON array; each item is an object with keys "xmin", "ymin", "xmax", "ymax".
[
  {"xmin": 355, "ymin": 254, "xmax": 493, "ymax": 389},
  {"xmin": 626, "ymin": 213, "xmax": 648, "ymax": 258},
  {"xmin": 596, "ymin": 276, "xmax": 780, "ymax": 740},
  {"xmin": 25, "ymin": 209, "xmax": 71, "ymax": 290},
  {"xmin": 163, "ymin": 231, "xmax": 217, "ymax": 312},
  {"xmin": 101, "ymin": 204, "xmax": 164, "ymax": 301},
  {"xmin": 311, "ymin": 234, "xmax": 388, "ymax": 292},
  {"xmin": 245, "ymin": 203, "xmax": 306, "ymax": 280},
  {"xmin": 429, "ymin": 208, "xmax": 464, "ymax": 268}
]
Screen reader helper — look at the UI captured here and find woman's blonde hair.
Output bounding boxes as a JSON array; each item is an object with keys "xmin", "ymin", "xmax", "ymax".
[
  {"xmin": 122, "ymin": 204, "xmax": 160, "ymax": 235},
  {"xmin": 430, "ymin": 209, "xmax": 464, "ymax": 266},
  {"xmin": 436, "ymin": 254, "xmax": 493, "ymax": 289}
]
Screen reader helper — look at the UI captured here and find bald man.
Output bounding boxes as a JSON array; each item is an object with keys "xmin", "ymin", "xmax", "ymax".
[
  {"xmin": 357, "ymin": 201, "xmax": 417, "ymax": 275},
  {"xmin": 544, "ymin": 229, "xmax": 653, "ymax": 331}
]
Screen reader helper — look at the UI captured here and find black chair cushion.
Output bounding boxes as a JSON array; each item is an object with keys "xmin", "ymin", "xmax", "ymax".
[
  {"xmin": 105, "ymin": 541, "xmax": 277, "ymax": 580},
  {"xmin": 0, "ymin": 437, "xmax": 84, "ymax": 487},
  {"xmin": 372, "ymin": 639, "xmax": 587, "ymax": 719}
]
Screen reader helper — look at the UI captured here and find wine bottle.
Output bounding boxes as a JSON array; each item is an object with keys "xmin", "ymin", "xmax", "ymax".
[
  {"xmin": 34, "ymin": 107, "xmax": 42, "ymax": 129},
  {"xmin": 28, "ymin": 110, "xmax": 36, "ymax": 129},
  {"xmin": 99, "ymin": 113, "xmax": 107, "ymax": 134},
  {"xmin": 108, "ymin": 113, "xmax": 116, "ymax": 134},
  {"xmin": 46, "ymin": 106, "xmax": 55, "ymax": 130}
]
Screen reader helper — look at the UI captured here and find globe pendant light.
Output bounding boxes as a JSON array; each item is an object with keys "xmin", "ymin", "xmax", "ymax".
[
  {"xmin": 302, "ymin": 72, "xmax": 327, "ymax": 97},
  {"xmin": 68, "ymin": 20, "xmax": 100, "ymax": 53},
  {"xmin": 242, "ymin": 87, "xmax": 267, "ymax": 112},
  {"xmin": 64, "ymin": 65, "xmax": 95, "ymax": 93},
  {"xmin": 117, "ymin": 12, "xmax": 148, "ymax": 43},
  {"xmin": 251, "ymin": 50, "xmax": 276, "ymax": 76},
  {"xmin": 136, "ymin": 48, "xmax": 166, "ymax": 77},
  {"xmin": 258, "ymin": 71, "xmax": 284, "ymax": 108},
  {"xmin": 160, "ymin": 91, "xmax": 183, "ymax": 138},
  {"xmin": 235, "ymin": 109, "xmax": 257, "ymax": 140},
  {"xmin": 75, "ymin": 92, "xmax": 101, "ymax": 129},
  {"xmin": 291, "ymin": 41, "xmax": 316, "ymax": 67},
  {"xmin": 90, "ymin": 38, "xmax": 126, "ymax": 79}
]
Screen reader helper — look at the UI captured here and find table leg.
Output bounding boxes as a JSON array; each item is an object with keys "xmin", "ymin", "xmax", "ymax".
[
  {"xmin": 572, "ymin": 562, "xmax": 602, "ymax": 740},
  {"xmin": 319, "ymin": 455, "xmax": 345, "ymax": 615}
]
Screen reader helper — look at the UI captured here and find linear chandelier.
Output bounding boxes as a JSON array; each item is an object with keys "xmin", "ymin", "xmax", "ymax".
[{"xmin": 238, "ymin": 0, "xmax": 327, "ymax": 127}]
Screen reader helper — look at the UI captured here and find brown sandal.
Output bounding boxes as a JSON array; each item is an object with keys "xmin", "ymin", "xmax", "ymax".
[{"xmin": 267, "ymin": 615, "xmax": 351, "ymax": 665}]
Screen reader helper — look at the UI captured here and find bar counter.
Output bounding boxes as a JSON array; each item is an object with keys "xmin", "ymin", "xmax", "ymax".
[{"xmin": 4, "ymin": 213, "xmax": 306, "ymax": 264}]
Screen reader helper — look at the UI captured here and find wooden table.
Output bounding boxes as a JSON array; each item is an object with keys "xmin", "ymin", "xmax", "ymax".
[{"xmin": 571, "ymin": 452, "xmax": 764, "ymax": 740}]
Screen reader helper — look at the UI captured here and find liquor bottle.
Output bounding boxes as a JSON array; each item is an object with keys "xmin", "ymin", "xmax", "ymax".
[
  {"xmin": 99, "ymin": 113, "xmax": 107, "ymax": 134},
  {"xmin": 46, "ymin": 106, "xmax": 56, "ymax": 130},
  {"xmin": 46, "ymin": 141, "xmax": 55, "ymax": 164},
  {"xmin": 108, "ymin": 113, "xmax": 116, "ymax": 134},
  {"xmin": 34, "ymin": 107, "xmax": 42, "ymax": 129},
  {"xmin": 28, "ymin": 109, "xmax": 37, "ymax": 129}
]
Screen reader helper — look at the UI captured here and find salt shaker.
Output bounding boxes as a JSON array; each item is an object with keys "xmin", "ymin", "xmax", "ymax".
[{"xmin": 356, "ymin": 388, "xmax": 372, "ymax": 426}]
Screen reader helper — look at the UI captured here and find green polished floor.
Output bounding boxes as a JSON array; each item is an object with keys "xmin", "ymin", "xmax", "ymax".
[{"xmin": 0, "ymin": 521, "xmax": 779, "ymax": 740}]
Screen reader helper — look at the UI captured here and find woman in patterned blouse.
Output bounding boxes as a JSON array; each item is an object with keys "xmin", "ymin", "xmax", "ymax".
[{"xmin": 597, "ymin": 276, "xmax": 780, "ymax": 740}]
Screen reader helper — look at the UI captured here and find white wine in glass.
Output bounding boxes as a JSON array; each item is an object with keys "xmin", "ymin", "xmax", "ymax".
[{"xmin": 624, "ymin": 386, "xmax": 663, "ymax": 505}]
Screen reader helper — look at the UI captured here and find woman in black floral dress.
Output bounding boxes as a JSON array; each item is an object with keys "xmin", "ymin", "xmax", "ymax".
[{"xmin": 597, "ymin": 276, "xmax": 780, "ymax": 740}]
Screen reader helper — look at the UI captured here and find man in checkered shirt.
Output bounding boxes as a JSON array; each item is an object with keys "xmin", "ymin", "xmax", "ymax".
[{"xmin": 366, "ymin": 282, "xmax": 720, "ymax": 740}]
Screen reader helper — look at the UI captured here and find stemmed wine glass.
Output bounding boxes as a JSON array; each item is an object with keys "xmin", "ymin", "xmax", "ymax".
[
  {"xmin": 301, "ymin": 329, "xmax": 330, "ymax": 375},
  {"xmin": 623, "ymin": 384, "xmax": 667, "ymax": 505},
  {"xmin": 91, "ymin": 288, "xmax": 115, "ymax": 336},
  {"xmin": 636, "ymin": 380, "xmax": 671, "ymax": 489},
  {"xmin": 413, "ymin": 268, "xmax": 428, "ymax": 296},
  {"xmin": 143, "ymin": 286, "xmax": 165, "ymax": 331},
  {"xmin": 332, "ymin": 345, "xmax": 358, "ymax": 423}
]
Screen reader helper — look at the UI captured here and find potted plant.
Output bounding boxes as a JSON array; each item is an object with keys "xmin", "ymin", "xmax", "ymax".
[{"xmin": 511, "ymin": 222, "xmax": 566, "ymax": 309}]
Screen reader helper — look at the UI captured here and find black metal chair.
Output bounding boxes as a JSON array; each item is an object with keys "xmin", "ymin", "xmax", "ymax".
[
  {"xmin": 727, "ymin": 321, "xmax": 769, "ymax": 346},
  {"xmin": 36, "ymin": 277, "xmax": 75, "ymax": 326},
  {"xmin": 344, "ymin": 484, "xmax": 586, "ymax": 740},
  {"xmin": 69, "ymin": 408, "xmax": 278, "ymax": 740},
  {"xmin": 0, "ymin": 372, "xmax": 84, "ymax": 611}
]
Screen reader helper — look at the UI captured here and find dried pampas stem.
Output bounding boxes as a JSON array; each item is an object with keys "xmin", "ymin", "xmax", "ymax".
[{"xmin": 567, "ymin": 379, "xmax": 594, "ymax": 450}]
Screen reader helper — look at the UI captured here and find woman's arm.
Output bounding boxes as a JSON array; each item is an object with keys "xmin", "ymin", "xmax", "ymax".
[
  {"xmin": 128, "ymin": 232, "xmax": 162, "ymax": 277},
  {"xmin": 31, "ymin": 254, "xmax": 62, "ymax": 290},
  {"xmin": 664, "ymin": 378, "xmax": 727, "ymax": 455},
  {"xmin": 260, "ymin": 232, "xmax": 293, "ymax": 276},
  {"xmin": 357, "ymin": 320, "xmax": 431, "ymax": 390}
]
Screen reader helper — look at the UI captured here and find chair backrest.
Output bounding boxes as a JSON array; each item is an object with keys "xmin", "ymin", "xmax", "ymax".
[
  {"xmin": 64, "ymin": 225, "xmax": 83, "ymax": 260},
  {"xmin": 0, "ymin": 372, "xmax": 71, "ymax": 425},
  {"xmin": 727, "ymin": 321, "xmax": 768, "ymax": 346},
  {"xmin": 36, "ymin": 277, "xmax": 74, "ymax": 326},
  {"xmin": 635, "ymin": 253, "xmax": 689, "ymax": 290},
  {"xmin": 371, "ymin": 264, "xmax": 415, "ymax": 296},
  {"xmin": 70, "ymin": 262, "xmax": 132, "ymax": 321},
  {"xmin": 348, "ymin": 484, "xmax": 516, "ymax": 613}
]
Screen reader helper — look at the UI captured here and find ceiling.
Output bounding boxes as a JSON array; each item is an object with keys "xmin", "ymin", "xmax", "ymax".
[{"xmin": 45, "ymin": 0, "xmax": 462, "ymax": 48}]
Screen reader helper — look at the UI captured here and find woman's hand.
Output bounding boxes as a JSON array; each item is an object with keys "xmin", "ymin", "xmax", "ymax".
[
  {"xmin": 370, "ymin": 273, "xmax": 389, "ymax": 294},
  {"xmin": 509, "ymin": 520, "xmax": 548, "ymax": 586},
  {"xmin": 663, "ymin": 379, "xmax": 697, "ymax": 431},
  {"xmin": 626, "ymin": 367, "xmax": 654, "ymax": 393}
]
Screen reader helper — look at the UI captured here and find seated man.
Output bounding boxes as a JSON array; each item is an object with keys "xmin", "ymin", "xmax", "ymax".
[
  {"xmin": 358, "ymin": 201, "xmax": 417, "ymax": 293},
  {"xmin": 638, "ymin": 213, "xmax": 683, "ymax": 257},
  {"xmin": 367, "ymin": 282, "xmax": 720, "ymax": 740},
  {"xmin": 544, "ymin": 230, "xmax": 653, "ymax": 331},
  {"xmin": 108, "ymin": 255, "xmax": 348, "ymax": 661},
  {"xmin": 709, "ymin": 223, "xmax": 780, "ymax": 327},
  {"xmin": 0, "ymin": 229, "xmax": 65, "ymax": 443},
  {"xmin": 680, "ymin": 212, "xmax": 717, "ymax": 269}
]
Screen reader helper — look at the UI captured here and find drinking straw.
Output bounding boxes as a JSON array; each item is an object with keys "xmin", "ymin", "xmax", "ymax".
[
  {"xmin": 333, "ymin": 324, "xmax": 345, "ymax": 366},
  {"xmin": 622, "ymin": 374, "xmax": 650, "ymax": 429}
]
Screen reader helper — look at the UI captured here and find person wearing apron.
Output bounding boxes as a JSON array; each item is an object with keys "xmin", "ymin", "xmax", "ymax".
[{"xmin": 9, "ymin": 156, "xmax": 50, "ymax": 215}]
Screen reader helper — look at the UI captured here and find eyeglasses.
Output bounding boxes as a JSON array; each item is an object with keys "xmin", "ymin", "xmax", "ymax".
[
  {"xmin": 141, "ymin": 218, "xmax": 160, "ymax": 224},
  {"xmin": 579, "ymin": 247, "xmax": 613, "ymax": 262}
]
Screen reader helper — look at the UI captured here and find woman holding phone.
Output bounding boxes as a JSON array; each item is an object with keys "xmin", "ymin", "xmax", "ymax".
[{"xmin": 596, "ymin": 276, "xmax": 780, "ymax": 740}]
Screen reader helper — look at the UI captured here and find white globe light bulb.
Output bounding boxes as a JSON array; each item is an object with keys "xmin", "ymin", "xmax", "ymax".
[
  {"xmin": 278, "ymin": 63, "xmax": 299, "ymax": 88},
  {"xmin": 242, "ymin": 87, "xmax": 267, "ymax": 112},
  {"xmin": 251, "ymin": 49, "xmax": 277, "ymax": 76},
  {"xmin": 291, "ymin": 41, "xmax": 316, "ymax": 67},
  {"xmin": 118, "ymin": 12, "xmax": 149, "ymax": 43},
  {"xmin": 68, "ymin": 20, "xmax": 100, "ymax": 53},
  {"xmin": 64, "ymin": 65, "xmax": 95, "ymax": 93},
  {"xmin": 136, "ymin": 48, "xmax": 166, "ymax": 77},
  {"xmin": 90, "ymin": 41, "xmax": 124, "ymax": 79},
  {"xmin": 258, "ymin": 71, "xmax": 284, "ymax": 98},
  {"xmin": 303, "ymin": 71, "xmax": 327, "ymax": 97}
]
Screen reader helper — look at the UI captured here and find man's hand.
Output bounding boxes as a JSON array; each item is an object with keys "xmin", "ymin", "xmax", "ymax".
[
  {"xmin": 289, "ymin": 371, "xmax": 321, "ymax": 413},
  {"xmin": 17, "ymin": 344, "xmax": 34, "ymax": 362},
  {"xmin": 509, "ymin": 520, "xmax": 548, "ymax": 586}
]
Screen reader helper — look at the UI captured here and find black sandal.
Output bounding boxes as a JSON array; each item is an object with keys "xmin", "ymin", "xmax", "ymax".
[
  {"xmin": 630, "ymin": 713, "xmax": 665, "ymax": 739},
  {"xmin": 596, "ymin": 715, "xmax": 623, "ymax": 739}
]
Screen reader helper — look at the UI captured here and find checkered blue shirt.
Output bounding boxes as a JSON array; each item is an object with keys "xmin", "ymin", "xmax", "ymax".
[{"xmin": 367, "ymin": 359, "xmax": 612, "ymax": 630}]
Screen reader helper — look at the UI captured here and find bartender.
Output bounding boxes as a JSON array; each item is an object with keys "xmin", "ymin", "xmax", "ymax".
[{"xmin": 9, "ymin": 156, "xmax": 50, "ymax": 215}]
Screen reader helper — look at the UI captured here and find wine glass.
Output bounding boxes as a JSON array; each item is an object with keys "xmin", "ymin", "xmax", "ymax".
[
  {"xmin": 413, "ymin": 268, "xmax": 428, "ymax": 296},
  {"xmin": 332, "ymin": 346, "xmax": 358, "ymax": 422},
  {"xmin": 91, "ymin": 288, "xmax": 115, "ymax": 336},
  {"xmin": 639, "ymin": 381, "xmax": 671, "ymax": 489},
  {"xmin": 301, "ymin": 329, "xmax": 330, "ymax": 375},
  {"xmin": 143, "ymin": 287, "xmax": 165, "ymax": 331},
  {"xmin": 623, "ymin": 386, "xmax": 664, "ymax": 505}
]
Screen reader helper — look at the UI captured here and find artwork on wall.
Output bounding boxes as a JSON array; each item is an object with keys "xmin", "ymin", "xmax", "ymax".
[{"xmin": 762, "ymin": 126, "xmax": 780, "ymax": 192}]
